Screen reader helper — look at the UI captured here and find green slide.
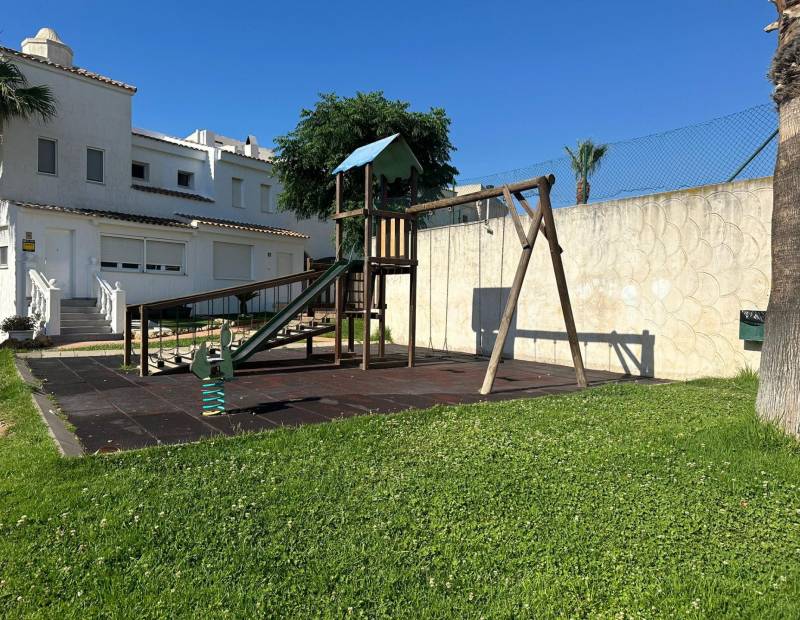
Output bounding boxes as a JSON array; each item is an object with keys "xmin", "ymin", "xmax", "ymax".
[{"xmin": 232, "ymin": 258, "xmax": 354, "ymax": 364}]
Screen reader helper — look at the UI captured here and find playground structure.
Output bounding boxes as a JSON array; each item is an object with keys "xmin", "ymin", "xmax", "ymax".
[{"xmin": 124, "ymin": 134, "xmax": 587, "ymax": 395}]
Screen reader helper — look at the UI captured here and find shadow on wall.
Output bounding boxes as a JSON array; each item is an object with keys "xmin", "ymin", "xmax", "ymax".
[{"xmin": 472, "ymin": 287, "xmax": 656, "ymax": 377}]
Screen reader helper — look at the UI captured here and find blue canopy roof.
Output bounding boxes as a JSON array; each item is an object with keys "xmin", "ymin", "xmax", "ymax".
[{"xmin": 332, "ymin": 134, "xmax": 423, "ymax": 181}]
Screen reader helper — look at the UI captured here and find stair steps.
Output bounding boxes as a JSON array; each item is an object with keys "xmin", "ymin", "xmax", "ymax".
[{"xmin": 50, "ymin": 298, "xmax": 122, "ymax": 344}]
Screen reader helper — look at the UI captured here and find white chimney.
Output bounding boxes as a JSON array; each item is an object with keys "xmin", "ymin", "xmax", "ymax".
[
  {"xmin": 244, "ymin": 135, "xmax": 259, "ymax": 158},
  {"xmin": 21, "ymin": 28, "xmax": 74, "ymax": 67}
]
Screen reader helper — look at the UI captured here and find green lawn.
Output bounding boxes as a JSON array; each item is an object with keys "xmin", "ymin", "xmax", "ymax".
[{"xmin": 1, "ymin": 350, "xmax": 799, "ymax": 618}]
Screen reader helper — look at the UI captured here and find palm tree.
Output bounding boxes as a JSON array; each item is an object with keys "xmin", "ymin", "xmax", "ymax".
[
  {"xmin": 0, "ymin": 57, "xmax": 57, "ymax": 132},
  {"xmin": 564, "ymin": 139, "xmax": 608, "ymax": 204},
  {"xmin": 756, "ymin": 1, "xmax": 800, "ymax": 438}
]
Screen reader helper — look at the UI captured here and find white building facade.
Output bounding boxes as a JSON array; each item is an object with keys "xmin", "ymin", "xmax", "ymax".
[{"xmin": 0, "ymin": 28, "xmax": 333, "ymax": 340}]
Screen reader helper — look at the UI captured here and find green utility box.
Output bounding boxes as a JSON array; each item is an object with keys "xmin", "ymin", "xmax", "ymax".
[{"xmin": 739, "ymin": 310, "xmax": 765, "ymax": 342}]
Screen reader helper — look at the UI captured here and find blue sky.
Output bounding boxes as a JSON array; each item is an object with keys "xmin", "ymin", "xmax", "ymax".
[{"xmin": 4, "ymin": 1, "xmax": 776, "ymax": 179}]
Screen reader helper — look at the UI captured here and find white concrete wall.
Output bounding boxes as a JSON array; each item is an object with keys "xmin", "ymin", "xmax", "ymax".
[
  {"xmin": 0, "ymin": 202, "xmax": 19, "ymax": 324},
  {"xmin": 10, "ymin": 205, "xmax": 306, "ymax": 311},
  {"xmin": 0, "ymin": 59, "xmax": 134, "ymax": 212},
  {"xmin": 386, "ymin": 177, "xmax": 773, "ymax": 381}
]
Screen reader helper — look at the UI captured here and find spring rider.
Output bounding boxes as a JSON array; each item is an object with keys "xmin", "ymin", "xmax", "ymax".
[{"xmin": 190, "ymin": 321, "xmax": 235, "ymax": 416}]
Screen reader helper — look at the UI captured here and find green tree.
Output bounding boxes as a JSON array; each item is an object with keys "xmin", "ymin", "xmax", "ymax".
[
  {"xmin": 0, "ymin": 57, "xmax": 57, "ymax": 132},
  {"xmin": 756, "ymin": 0, "xmax": 800, "ymax": 438},
  {"xmin": 273, "ymin": 91, "xmax": 457, "ymax": 252},
  {"xmin": 564, "ymin": 139, "xmax": 609, "ymax": 204}
]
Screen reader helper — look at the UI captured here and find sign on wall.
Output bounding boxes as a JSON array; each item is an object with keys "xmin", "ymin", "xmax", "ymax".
[{"xmin": 22, "ymin": 239, "xmax": 35, "ymax": 252}]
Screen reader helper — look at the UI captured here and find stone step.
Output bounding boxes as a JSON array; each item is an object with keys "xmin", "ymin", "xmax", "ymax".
[
  {"xmin": 60, "ymin": 326, "xmax": 113, "ymax": 336},
  {"xmin": 60, "ymin": 320, "xmax": 112, "ymax": 329},
  {"xmin": 60, "ymin": 306, "xmax": 104, "ymax": 315},
  {"xmin": 61, "ymin": 298, "xmax": 98, "ymax": 307},
  {"xmin": 49, "ymin": 333, "xmax": 124, "ymax": 345}
]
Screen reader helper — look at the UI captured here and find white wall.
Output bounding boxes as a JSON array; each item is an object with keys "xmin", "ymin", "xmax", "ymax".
[
  {"xmin": 0, "ymin": 58, "xmax": 134, "ymax": 212},
  {"xmin": 10, "ymin": 205, "xmax": 307, "ymax": 310},
  {"xmin": 0, "ymin": 202, "xmax": 19, "ymax": 323},
  {"xmin": 386, "ymin": 178, "xmax": 773, "ymax": 381}
]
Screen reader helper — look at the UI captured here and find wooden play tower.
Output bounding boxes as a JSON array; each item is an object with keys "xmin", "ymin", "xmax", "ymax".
[{"xmin": 330, "ymin": 135, "xmax": 587, "ymax": 393}]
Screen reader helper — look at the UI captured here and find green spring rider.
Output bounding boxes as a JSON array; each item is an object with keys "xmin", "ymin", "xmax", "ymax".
[{"xmin": 190, "ymin": 321, "xmax": 235, "ymax": 416}]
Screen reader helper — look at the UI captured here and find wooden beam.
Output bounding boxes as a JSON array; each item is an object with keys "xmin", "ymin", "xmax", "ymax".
[
  {"xmin": 479, "ymin": 196, "xmax": 544, "ymax": 395},
  {"xmin": 408, "ymin": 167, "xmax": 418, "ymax": 367},
  {"xmin": 362, "ymin": 162, "xmax": 373, "ymax": 370},
  {"xmin": 378, "ymin": 272, "xmax": 386, "ymax": 358},
  {"xmin": 513, "ymin": 191, "xmax": 563, "ymax": 254},
  {"xmin": 331, "ymin": 208, "xmax": 366, "ymax": 220},
  {"xmin": 539, "ymin": 176, "xmax": 588, "ymax": 388},
  {"xmin": 123, "ymin": 308, "xmax": 132, "ymax": 366},
  {"xmin": 407, "ymin": 177, "xmax": 542, "ymax": 215},
  {"xmin": 503, "ymin": 186, "xmax": 530, "ymax": 249},
  {"xmin": 334, "ymin": 171, "xmax": 343, "ymax": 364},
  {"xmin": 139, "ymin": 305, "xmax": 149, "ymax": 377}
]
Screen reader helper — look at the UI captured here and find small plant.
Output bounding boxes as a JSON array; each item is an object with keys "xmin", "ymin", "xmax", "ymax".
[{"xmin": 1, "ymin": 315, "xmax": 35, "ymax": 333}]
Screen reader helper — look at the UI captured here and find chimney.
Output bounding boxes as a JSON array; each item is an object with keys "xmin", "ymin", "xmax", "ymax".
[
  {"xmin": 21, "ymin": 28, "xmax": 74, "ymax": 67},
  {"xmin": 244, "ymin": 135, "xmax": 259, "ymax": 158}
]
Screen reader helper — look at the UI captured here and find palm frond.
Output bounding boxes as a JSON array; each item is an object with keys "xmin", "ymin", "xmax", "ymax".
[
  {"xmin": 563, "ymin": 139, "xmax": 609, "ymax": 181},
  {"xmin": 0, "ymin": 57, "xmax": 57, "ymax": 128}
]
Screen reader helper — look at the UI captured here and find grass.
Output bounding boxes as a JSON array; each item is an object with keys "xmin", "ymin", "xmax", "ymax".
[{"xmin": 1, "ymin": 352, "xmax": 799, "ymax": 618}]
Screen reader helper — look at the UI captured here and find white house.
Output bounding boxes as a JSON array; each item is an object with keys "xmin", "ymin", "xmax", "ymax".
[{"xmin": 0, "ymin": 28, "xmax": 333, "ymax": 341}]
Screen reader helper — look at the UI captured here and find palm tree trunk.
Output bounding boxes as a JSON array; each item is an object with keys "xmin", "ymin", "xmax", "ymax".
[{"xmin": 756, "ymin": 2, "xmax": 800, "ymax": 438}]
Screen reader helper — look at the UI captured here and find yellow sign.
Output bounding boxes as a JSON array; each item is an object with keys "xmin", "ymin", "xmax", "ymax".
[{"xmin": 22, "ymin": 239, "xmax": 35, "ymax": 252}]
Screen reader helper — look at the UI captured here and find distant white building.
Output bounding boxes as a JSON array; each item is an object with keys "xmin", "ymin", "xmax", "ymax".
[{"xmin": 0, "ymin": 28, "xmax": 333, "ymax": 341}]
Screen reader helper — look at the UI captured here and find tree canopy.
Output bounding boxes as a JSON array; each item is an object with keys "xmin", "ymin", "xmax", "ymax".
[{"xmin": 273, "ymin": 92, "xmax": 458, "ymax": 223}]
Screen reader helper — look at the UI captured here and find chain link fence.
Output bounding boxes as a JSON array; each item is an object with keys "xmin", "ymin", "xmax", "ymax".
[{"xmin": 455, "ymin": 103, "xmax": 777, "ymax": 211}]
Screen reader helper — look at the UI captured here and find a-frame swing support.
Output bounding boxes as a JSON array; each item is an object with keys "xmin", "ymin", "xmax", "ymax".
[{"xmin": 406, "ymin": 175, "xmax": 587, "ymax": 394}]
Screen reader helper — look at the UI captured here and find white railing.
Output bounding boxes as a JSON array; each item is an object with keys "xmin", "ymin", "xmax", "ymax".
[
  {"xmin": 95, "ymin": 274, "xmax": 126, "ymax": 334},
  {"xmin": 29, "ymin": 269, "xmax": 61, "ymax": 336}
]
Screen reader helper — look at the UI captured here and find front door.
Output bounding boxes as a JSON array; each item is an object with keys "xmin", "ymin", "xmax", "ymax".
[{"xmin": 45, "ymin": 229, "xmax": 74, "ymax": 298}]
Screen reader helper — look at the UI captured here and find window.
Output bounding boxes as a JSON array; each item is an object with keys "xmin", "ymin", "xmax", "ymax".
[
  {"xmin": 100, "ymin": 236, "xmax": 143, "ymax": 271},
  {"xmin": 177, "ymin": 171, "xmax": 194, "ymax": 188},
  {"xmin": 145, "ymin": 240, "xmax": 185, "ymax": 273},
  {"xmin": 213, "ymin": 241, "xmax": 252, "ymax": 280},
  {"xmin": 101, "ymin": 236, "xmax": 186, "ymax": 274},
  {"xmin": 132, "ymin": 161, "xmax": 149, "ymax": 181},
  {"xmin": 232, "ymin": 177, "xmax": 244, "ymax": 208},
  {"xmin": 260, "ymin": 184, "xmax": 273, "ymax": 213},
  {"xmin": 86, "ymin": 147, "xmax": 104, "ymax": 183},
  {"xmin": 0, "ymin": 246, "xmax": 7, "ymax": 268},
  {"xmin": 37, "ymin": 138, "xmax": 57, "ymax": 175}
]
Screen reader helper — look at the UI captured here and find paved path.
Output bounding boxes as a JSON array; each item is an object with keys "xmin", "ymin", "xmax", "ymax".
[{"xmin": 25, "ymin": 347, "xmax": 660, "ymax": 454}]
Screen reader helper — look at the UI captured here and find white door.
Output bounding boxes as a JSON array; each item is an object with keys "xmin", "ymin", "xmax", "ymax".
[
  {"xmin": 276, "ymin": 252, "xmax": 293, "ymax": 306},
  {"xmin": 45, "ymin": 229, "xmax": 74, "ymax": 298}
]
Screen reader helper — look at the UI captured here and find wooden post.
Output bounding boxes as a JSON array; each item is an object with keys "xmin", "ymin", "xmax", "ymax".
[
  {"xmin": 139, "ymin": 305, "xmax": 149, "ymax": 377},
  {"xmin": 538, "ymin": 176, "xmax": 588, "ymax": 388},
  {"xmin": 479, "ymin": 194, "xmax": 544, "ymax": 395},
  {"xmin": 348, "ymin": 315, "xmax": 355, "ymax": 353},
  {"xmin": 123, "ymin": 307, "xmax": 132, "ymax": 366},
  {"xmin": 334, "ymin": 172, "xmax": 343, "ymax": 365},
  {"xmin": 378, "ymin": 271, "xmax": 386, "ymax": 358},
  {"xmin": 306, "ymin": 334, "xmax": 313, "ymax": 359},
  {"xmin": 408, "ymin": 167, "xmax": 418, "ymax": 367},
  {"xmin": 362, "ymin": 162, "xmax": 373, "ymax": 370}
]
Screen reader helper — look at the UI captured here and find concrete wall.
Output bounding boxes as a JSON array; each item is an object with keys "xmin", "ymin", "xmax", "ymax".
[{"xmin": 385, "ymin": 177, "xmax": 773, "ymax": 381}]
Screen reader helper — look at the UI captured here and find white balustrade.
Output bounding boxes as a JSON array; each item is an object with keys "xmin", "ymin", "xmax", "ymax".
[
  {"xmin": 95, "ymin": 274, "xmax": 126, "ymax": 334},
  {"xmin": 28, "ymin": 269, "xmax": 61, "ymax": 336}
]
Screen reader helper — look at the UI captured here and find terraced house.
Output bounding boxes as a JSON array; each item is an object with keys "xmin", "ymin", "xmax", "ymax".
[{"xmin": 0, "ymin": 28, "xmax": 333, "ymax": 342}]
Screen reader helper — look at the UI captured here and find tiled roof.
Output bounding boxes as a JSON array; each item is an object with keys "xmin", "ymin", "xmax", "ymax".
[
  {"xmin": 11, "ymin": 200, "xmax": 190, "ymax": 228},
  {"xmin": 176, "ymin": 214, "xmax": 309, "ymax": 239},
  {"xmin": 132, "ymin": 130, "xmax": 209, "ymax": 152},
  {"xmin": 0, "ymin": 46, "xmax": 136, "ymax": 92},
  {"xmin": 132, "ymin": 184, "xmax": 215, "ymax": 203}
]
